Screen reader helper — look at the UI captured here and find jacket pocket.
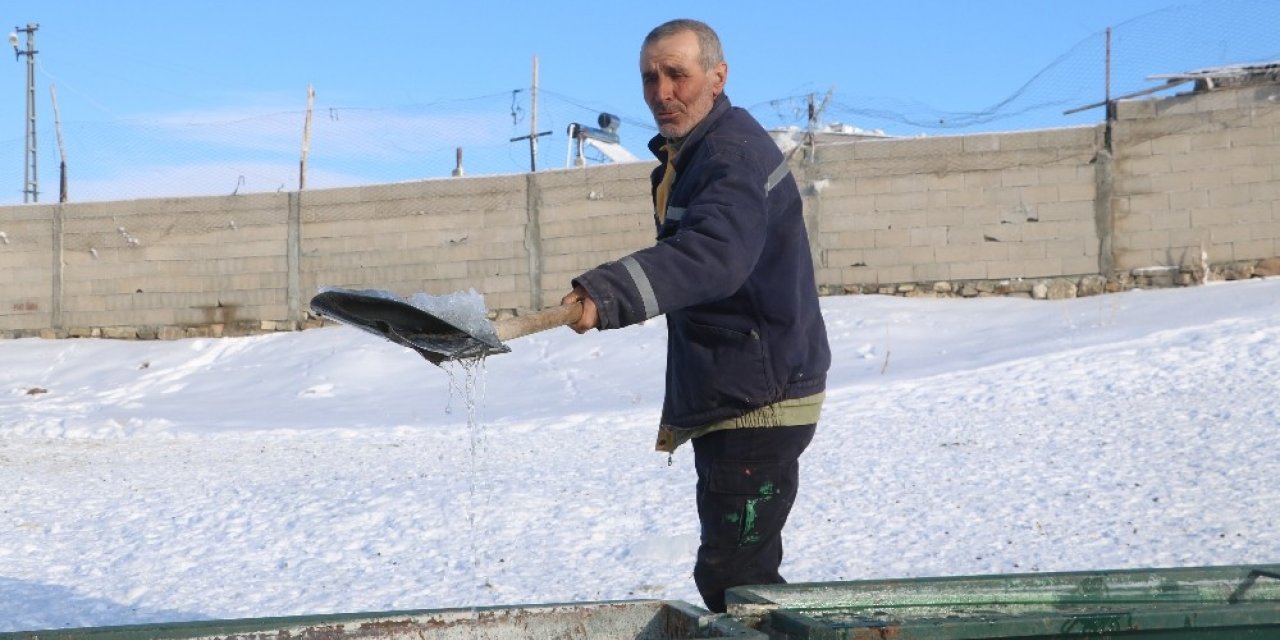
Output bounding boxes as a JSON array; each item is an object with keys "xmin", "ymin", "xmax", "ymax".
[{"xmin": 669, "ymin": 317, "xmax": 773, "ymax": 424}]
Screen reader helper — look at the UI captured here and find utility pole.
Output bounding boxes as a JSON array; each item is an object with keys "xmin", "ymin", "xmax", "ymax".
[
  {"xmin": 509, "ymin": 54, "xmax": 550, "ymax": 172},
  {"xmin": 1104, "ymin": 27, "xmax": 1114, "ymax": 151},
  {"xmin": 299, "ymin": 84, "xmax": 314, "ymax": 191},
  {"xmin": 9, "ymin": 23, "xmax": 38, "ymax": 203},
  {"xmin": 50, "ymin": 83, "xmax": 66, "ymax": 202},
  {"xmin": 530, "ymin": 55, "xmax": 540, "ymax": 171}
]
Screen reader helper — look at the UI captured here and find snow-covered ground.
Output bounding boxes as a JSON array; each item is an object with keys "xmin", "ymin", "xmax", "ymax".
[{"xmin": 2, "ymin": 278, "xmax": 1278, "ymax": 631}]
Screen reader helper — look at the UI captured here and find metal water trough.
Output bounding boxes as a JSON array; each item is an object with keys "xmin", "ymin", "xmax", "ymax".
[
  {"xmin": 726, "ymin": 564, "xmax": 1280, "ymax": 639},
  {"xmin": 0, "ymin": 600, "xmax": 764, "ymax": 640}
]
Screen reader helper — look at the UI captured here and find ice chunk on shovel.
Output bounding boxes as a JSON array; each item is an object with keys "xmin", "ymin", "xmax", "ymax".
[{"xmin": 310, "ymin": 287, "xmax": 583, "ymax": 366}]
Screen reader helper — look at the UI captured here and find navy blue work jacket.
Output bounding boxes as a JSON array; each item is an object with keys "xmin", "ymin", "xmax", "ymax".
[{"xmin": 573, "ymin": 94, "xmax": 830, "ymax": 430}]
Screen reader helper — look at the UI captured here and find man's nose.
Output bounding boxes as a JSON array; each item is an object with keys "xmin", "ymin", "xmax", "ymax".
[{"xmin": 654, "ymin": 75, "xmax": 675, "ymax": 102}]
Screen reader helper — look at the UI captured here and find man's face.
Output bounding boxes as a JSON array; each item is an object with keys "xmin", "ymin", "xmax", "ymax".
[{"xmin": 641, "ymin": 30, "xmax": 727, "ymax": 139}]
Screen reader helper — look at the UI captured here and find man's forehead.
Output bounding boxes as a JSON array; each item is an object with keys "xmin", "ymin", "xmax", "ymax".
[{"xmin": 641, "ymin": 31, "xmax": 701, "ymax": 61}]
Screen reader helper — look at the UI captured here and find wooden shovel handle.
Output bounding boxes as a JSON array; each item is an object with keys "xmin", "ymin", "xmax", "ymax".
[{"xmin": 493, "ymin": 302, "xmax": 584, "ymax": 343}]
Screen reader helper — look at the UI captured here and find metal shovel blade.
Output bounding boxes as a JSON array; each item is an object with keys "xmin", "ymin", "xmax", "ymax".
[{"xmin": 310, "ymin": 288, "xmax": 510, "ymax": 363}]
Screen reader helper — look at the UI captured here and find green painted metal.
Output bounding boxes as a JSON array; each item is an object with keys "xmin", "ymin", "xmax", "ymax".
[
  {"xmin": 9, "ymin": 565, "xmax": 1279, "ymax": 639},
  {"xmin": 0, "ymin": 600, "xmax": 764, "ymax": 640},
  {"xmin": 726, "ymin": 564, "xmax": 1280, "ymax": 639}
]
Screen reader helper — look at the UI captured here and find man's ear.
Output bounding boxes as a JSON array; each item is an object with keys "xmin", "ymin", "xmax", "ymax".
[{"xmin": 711, "ymin": 62, "xmax": 728, "ymax": 96}]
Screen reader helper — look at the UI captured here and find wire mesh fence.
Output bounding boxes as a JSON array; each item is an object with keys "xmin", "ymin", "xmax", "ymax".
[
  {"xmin": 767, "ymin": 0, "xmax": 1279, "ymax": 136},
  {"xmin": 0, "ymin": 0, "xmax": 1274, "ymax": 206}
]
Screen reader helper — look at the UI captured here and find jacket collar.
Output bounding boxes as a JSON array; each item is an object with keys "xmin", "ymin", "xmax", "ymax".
[{"xmin": 647, "ymin": 93, "xmax": 732, "ymax": 164}]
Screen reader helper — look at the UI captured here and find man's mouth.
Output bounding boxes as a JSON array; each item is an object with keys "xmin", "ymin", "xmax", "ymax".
[{"xmin": 654, "ymin": 105, "xmax": 681, "ymax": 120}]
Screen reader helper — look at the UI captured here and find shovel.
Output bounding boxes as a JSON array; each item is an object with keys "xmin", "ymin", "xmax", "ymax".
[{"xmin": 309, "ymin": 288, "xmax": 583, "ymax": 365}]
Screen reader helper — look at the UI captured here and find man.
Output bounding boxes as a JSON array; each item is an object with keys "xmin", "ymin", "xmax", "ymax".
[{"xmin": 561, "ymin": 19, "xmax": 830, "ymax": 613}]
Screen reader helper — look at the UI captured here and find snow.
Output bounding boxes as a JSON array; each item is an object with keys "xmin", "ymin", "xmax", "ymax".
[
  {"xmin": 316, "ymin": 285, "xmax": 502, "ymax": 348},
  {"xmin": 2, "ymin": 278, "xmax": 1278, "ymax": 631}
]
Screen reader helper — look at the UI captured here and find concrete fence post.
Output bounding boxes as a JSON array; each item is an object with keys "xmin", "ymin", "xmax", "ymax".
[
  {"xmin": 524, "ymin": 173, "xmax": 544, "ymax": 311},
  {"xmin": 287, "ymin": 191, "xmax": 302, "ymax": 326},
  {"xmin": 1093, "ymin": 148, "xmax": 1115, "ymax": 276},
  {"xmin": 51, "ymin": 203, "xmax": 64, "ymax": 330},
  {"xmin": 796, "ymin": 157, "xmax": 826, "ymax": 280}
]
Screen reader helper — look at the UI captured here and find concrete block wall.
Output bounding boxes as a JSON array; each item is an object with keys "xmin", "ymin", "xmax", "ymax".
[
  {"xmin": 801, "ymin": 126, "xmax": 1103, "ymax": 290},
  {"xmin": 1112, "ymin": 84, "xmax": 1280, "ymax": 272},
  {"xmin": 300, "ymin": 175, "xmax": 533, "ymax": 313},
  {"xmin": 0, "ymin": 83, "xmax": 1276, "ymax": 337},
  {"xmin": 0, "ymin": 204, "xmax": 54, "ymax": 331},
  {"xmin": 297, "ymin": 164, "xmax": 655, "ymax": 319},
  {"xmin": 533, "ymin": 162, "xmax": 655, "ymax": 308},
  {"xmin": 52, "ymin": 193, "xmax": 289, "ymax": 334}
]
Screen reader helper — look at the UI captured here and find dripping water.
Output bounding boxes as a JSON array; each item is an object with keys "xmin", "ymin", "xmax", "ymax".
[{"xmin": 442, "ymin": 354, "xmax": 492, "ymax": 613}]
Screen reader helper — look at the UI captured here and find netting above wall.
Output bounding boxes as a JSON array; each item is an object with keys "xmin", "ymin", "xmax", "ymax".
[
  {"xmin": 0, "ymin": 1, "xmax": 1274, "ymax": 206},
  {"xmin": 763, "ymin": 1, "xmax": 1279, "ymax": 137}
]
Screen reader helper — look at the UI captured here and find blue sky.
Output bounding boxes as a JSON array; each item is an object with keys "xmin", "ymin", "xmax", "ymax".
[{"xmin": 0, "ymin": 1, "xmax": 1274, "ymax": 202}]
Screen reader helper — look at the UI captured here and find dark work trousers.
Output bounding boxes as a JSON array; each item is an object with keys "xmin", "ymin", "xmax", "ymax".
[{"xmin": 691, "ymin": 423, "xmax": 816, "ymax": 613}]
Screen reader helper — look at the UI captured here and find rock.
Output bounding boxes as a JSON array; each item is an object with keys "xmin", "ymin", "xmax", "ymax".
[
  {"xmin": 1046, "ymin": 279, "xmax": 1079, "ymax": 300},
  {"xmin": 1142, "ymin": 273, "xmax": 1176, "ymax": 288},
  {"xmin": 1219, "ymin": 262, "xmax": 1254, "ymax": 281},
  {"xmin": 157, "ymin": 326, "xmax": 185, "ymax": 340},
  {"xmin": 1008, "ymin": 279, "xmax": 1035, "ymax": 293},
  {"xmin": 1131, "ymin": 266, "xmax": 1179, "ymax": 278},
  {"xmin": 1255, "ymin": 257, "xmax": 1280, "ymax": 277},
  {"xmin": 932, "ymin": 281, "xmax": 954, "ymax": 294},
  {"xmin": 1077, "ymin": 275, "xmax": 1107, "ymax": 297},
  {"xmin": 101, "ymin": 327, "xmax": 137, "ymax": 340},
  {"xmin": 1032, "ymin": 282, "xmax": 1049, "ymax": 300}
]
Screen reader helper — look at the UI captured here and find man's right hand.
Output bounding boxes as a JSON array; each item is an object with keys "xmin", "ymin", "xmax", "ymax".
[{"xmin": 561, "ymin": 286, "xmax": 600, "ymax": 334}]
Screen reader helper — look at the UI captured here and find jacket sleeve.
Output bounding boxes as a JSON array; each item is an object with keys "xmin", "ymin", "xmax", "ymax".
[{"xmin": 573, "ymin": 143, "xmax": 771, "ymax": 330}]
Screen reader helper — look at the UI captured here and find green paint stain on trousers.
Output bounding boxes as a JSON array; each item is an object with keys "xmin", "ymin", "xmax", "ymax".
[{"xmin": 740, "ymin": 479, "xmax": 777, "ymax": 546}]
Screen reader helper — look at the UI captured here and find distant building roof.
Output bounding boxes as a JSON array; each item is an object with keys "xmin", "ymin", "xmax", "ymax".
[
  {"xmin": 1148, "ymin": 60, "xmax": 1280, "ymax": 92},
  {"xmin": 769, "ymin": 123, "xmax": 892, "ymax": 154}
]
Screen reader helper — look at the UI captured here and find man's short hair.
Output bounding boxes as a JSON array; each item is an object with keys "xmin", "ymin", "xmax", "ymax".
[{"xmin": 642, "ymin": 19, "xmax": 724, "ymax": 71}]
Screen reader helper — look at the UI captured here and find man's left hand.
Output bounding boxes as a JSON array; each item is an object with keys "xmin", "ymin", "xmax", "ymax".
[{"xmin": 561, "ymin": 286, "xmax": 600, "ymax": 334}]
